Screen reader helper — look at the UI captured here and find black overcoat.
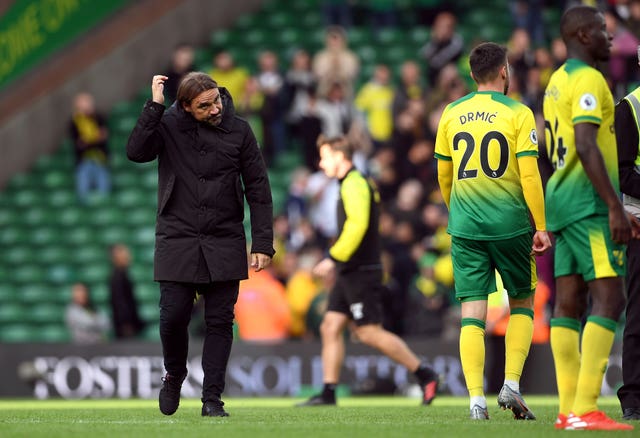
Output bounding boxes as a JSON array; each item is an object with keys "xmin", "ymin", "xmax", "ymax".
[{"xmin": 126, "ymin": 89, "xmax": 274, "ymax": 282}]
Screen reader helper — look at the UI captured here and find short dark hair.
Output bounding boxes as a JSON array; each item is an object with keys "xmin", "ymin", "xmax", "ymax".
[
  {"xmin": 176, "ymin": 72, "xmax": 218, "ymax": 108},
  {"xmin": 469, "ymin": 42, "xmax": 507, "ymax": 84},
  {"xmin": 560, "ymin": 5, "xmax": 600, "ymax": 44},
  {"xmin": 316, "ymin": 134, "xmax": 353, "ymax": 160}
]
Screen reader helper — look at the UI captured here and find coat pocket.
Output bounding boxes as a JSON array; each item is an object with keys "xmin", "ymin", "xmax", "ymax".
[{"xmin": 158, "ymin": 173, "xmax": 175, "ymax": 214}]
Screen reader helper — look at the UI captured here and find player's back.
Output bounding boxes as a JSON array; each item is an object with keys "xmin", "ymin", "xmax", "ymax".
[
  {"xmin": 542, "ymin": 59, "xmax": 618, "ymax": 231},
  {"xmin": 435, "ymin": 91, "xmax": 538, "ymax": 240}
]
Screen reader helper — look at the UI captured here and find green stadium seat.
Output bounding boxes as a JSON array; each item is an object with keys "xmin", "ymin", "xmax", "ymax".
[
  {"xmin": 70, "ymin": 244, "xmax": 107, "ymax": 266},
  {"xmin": 2, "ymin": 245, "xmax": 37, "ymax": 267},
  {"xmin": 47, "ymin": 264, "xmax": 76, "ymax": 285},
  {"xmin": 0, "ymin": 324, "xmax": 38, "ymax": 342},
  {"xmin": 139, "ymin": 302, "xmax": 159, "ymax": 322},
  {"xmin": 29, "ymin": 226, "xmax": 58, "ymax": 246},
  {"xmin": 0, "ymin": 226, "xmax": 29, "ymax": 248},
  {"xmin": 13, "ymin": 264, "xmax": 46, "ymax": 284},
  {"xmin": 77, "ymin": 264, "xmax": 111, "ymax": 285},
  {"xmin": 39, "ymin": 324, "xmax": 71, "ymax": 343},
  {"xmin": 47, "ymin": 189, "xmax": 76, "ymax": 209},
  {"xmin": 135, "ymin": 282, "xmax": 158, "ymax": 303},
  {"xmin": 131, "ymin": 226, "xmax": 155, "ymax": 246},
  {"xmin": 90, "ymin": 283, "xmax": 110, "ymax": 305},
  {"xmin": 96, "ymin": 226, "xmax": 131, "ymax": 246},
  {"xmin": 130, "ymin": 263, "xmax": 153, "ymax": 284},
  {"xmin": 56, "ymin": 208, "xmax": 82, "ymax": 228},
  {"xmin": 0, "ymin": 284, "xmax": 15, "ymax": 303},
  {"xmin": 42, "ymin": 170, "xmax": 73, "ymax": 190},
  {"xmin": 6, "ymin": 172, "xmax": 35, "ymax": 192},
  {"xmin": 29, "ymin": 303, "xmax": 64, "ymax": 325},
  {"xmin": 141, "ymin": 322, "xmax": 160, "ymax": 341},
  {"xmin": 11, "ymin": 188, "xmax": 43, "ymax": 208},
  {"xmin": 0, "ymin": 303, "xmax": 26, "ymax": 324},
  {"xmin": 24, "ymin": 206, "xmax": 58, "ymax": 227},
  {"xmin": 66, "ymin": 227, "xmax": 93, "ymax": 246},
  {"xmin": 20, "ymin": 284, "xmax": 55, "ymax": 304}
]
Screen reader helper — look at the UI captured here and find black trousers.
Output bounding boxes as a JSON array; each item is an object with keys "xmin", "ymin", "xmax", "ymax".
[
  {"xmin": 618, "ymin": 237, "xmax": 640, "ymax": 410},
  {"xmin": 159, "ymin": 280, "xmax": 239, "ymax": 403}
]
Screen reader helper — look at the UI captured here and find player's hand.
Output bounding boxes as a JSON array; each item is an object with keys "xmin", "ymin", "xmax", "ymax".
[
  {"xmin": 251, "ymin": 253, "xmax": 272, "ymax": 272},
  {"xmin": 609, "ymin": 204, "xmax": 632, "ymax": 244},
  {"xmin": 531, "ymin": 230, "xmax": 552, "ymax": 256},
  {"xmin": 312, "ymin": 257, "xmax": 336, "ymax": 278},
  {"xmin": 151, "ymin": 75, "xmax": 168, "ymax": 105},
  {"xmin": 627, "ymin": 212, "xmax": 640, "ymax": 239}
]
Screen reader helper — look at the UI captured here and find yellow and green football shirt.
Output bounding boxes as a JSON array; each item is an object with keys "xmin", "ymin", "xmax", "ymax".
[
  {"xmin": 434, "ymin": 91, "xmax": 539, "ymax": 239},
  {"xmin": 542, "ymin": 58, "xmax": 618, "ymax": 231}
]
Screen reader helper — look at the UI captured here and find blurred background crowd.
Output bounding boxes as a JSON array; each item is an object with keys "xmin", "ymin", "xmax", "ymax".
[{"xmin": 1, "ymin": 0, "xmax": 639, "ymax": 346}]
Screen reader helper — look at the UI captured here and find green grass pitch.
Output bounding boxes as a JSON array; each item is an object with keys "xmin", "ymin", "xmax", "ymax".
[{"xmin": 0, "ymin": 396, "xmax": 632, "ymax": 437}]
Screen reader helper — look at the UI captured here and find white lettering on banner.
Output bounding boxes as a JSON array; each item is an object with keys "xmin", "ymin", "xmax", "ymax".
[{"xmin": 27, "ymin": 353, "xmax": 464, "ymax": 399}]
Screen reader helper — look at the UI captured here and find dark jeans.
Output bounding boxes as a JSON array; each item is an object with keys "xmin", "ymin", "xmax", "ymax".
[
  {"xmin": 159, "ymin": 280, "xmax": 239, "ymax": 402},
  {"xmin": 618, "ymin": 237, "xmax": 640, "ymax": 409}
]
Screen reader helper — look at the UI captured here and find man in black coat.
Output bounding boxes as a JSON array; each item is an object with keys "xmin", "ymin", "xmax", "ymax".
[
  {"xmin": 109, "ymin": 243, "xmax": 145, "ymax": 339},
  {"xmin": 127, "ymin": 72, "xmax": 275, "ymax": 417}
]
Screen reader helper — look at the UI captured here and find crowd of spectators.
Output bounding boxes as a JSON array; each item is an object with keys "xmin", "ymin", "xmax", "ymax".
[{"xmin": 61, "ymin": 1, "xmax": 640, "ymax": 344}]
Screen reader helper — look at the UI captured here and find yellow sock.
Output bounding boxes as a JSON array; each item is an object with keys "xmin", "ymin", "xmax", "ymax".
[
  {"xmin": 504, "ymin": 309, "xmax": 534, "ymax": 383},
  {"xmin": 460, "ymin": 318, "xmax": 486, "ymax": 398},
  {"xmin": 550, "ymin": 318, "xmax": 581, "ymax": 416},
  {"xmin": 572, "ymin": 316, "xmax": 617, "ymax": 416}
]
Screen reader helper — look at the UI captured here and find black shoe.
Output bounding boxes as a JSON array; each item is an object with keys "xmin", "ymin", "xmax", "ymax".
[
  {"xmin": 421, "ymin": 374, "xmax": 439, "ymax": 405},
  {"xmin": 159, "ymin": 373, "xmax": 185, "ymax": 415},
  {"xmin": 623, "ymin": 407, "xmax": 640, "ymax": 420},
  {"xmin": 202, "ymin": 400, "xmax": 229, "ymax": 417},
  {"xmin": 296, "ymin": 394, "xmax": 336, "ymax": 407}
]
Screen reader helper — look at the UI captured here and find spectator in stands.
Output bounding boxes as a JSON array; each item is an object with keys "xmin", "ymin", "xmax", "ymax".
[
  {"xmin": 420, "ymin": 11, "xmax": 464, "ymax": 86},
  {"xmin": 605, "ymin": 9, "xmax": 640, "ymax": 98},
  {"xmin": 321, "ymin": 0, "xmax": 352, "ymax": 29},
  {"xmin": 355, "ymin": 64, "xmax": 395, "ymax": 151},
  {"xmin": 256, "ymin": 50, "xmax": 286, "ymax": 165},
  {"xmin": 507, "ymin": 28, "xmax": 536, "ymax": 97},
  {"xmin": 164, "ymin": 43, "xmax": 195, "ymax": 103},
  {"xmin": 208, "ymin": 50, "xmax": 249, "ymax": 108},
  {"xmin": 404, "ymin": 251, "xmax": 452, "ymax": 337},
  {"xmin": 626, "ymin": 0, "xmax": 640, "ymax": 41},
  {"xmin": 283, "ymin": 49, "xmax": 318, "ymax": 160},
  {"xmin": 109, "ymin": 243, "xmax": 145, "ymax": 339},
  {"xmin": 392, "ymin": 60, "xmax": 426, "ymax": 119},
  {"xmin": 286, "ymin": 245, "xmax": 324, "ymax": 339},
  {"xmin": 314, "ymin": 81, "xmax": 356, "ymax": 139},
  {"xmin": 312, "ymin": 25, "xmax": 360, "ymax": 99},
  {"xmin": 65, "ymin": 282, "xmax": 111, "ymax": 344},
  {"xmin": 234, "ymin": 255, "xmax": 291, "ymax": 342},
  {"xmin": 126, "ymin": 72, "xmax": 274, "ymax": 417},
  {"xmin": 69, "ymin": 91, "xmax": 110, "ymax": 204},
  {"xmin": 509, "ymin": 0, "xmax": 545, "ymax": 45}
]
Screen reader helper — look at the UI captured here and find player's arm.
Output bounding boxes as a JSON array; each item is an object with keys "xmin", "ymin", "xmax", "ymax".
[
  {"xmin": 517, "ymin": 155, "xmax": 546, "ymax": 231},
  {"xmin": 436, "ymin": 158, "xmax": 453, "ymax": 209},
  {"xmin": 328, "ymin": 173, "xmax": 370, "ymax": 262},
  {"xmin": 575, "ymin": 122, "xmax": 631, "ymax": 243}
]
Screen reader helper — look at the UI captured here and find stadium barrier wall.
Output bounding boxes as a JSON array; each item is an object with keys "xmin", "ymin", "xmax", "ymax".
[{"xmin": 0, "ymin": 340, "xmax": 624, "ymax": 398}]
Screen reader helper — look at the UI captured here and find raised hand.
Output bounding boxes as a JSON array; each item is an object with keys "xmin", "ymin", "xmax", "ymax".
[{"xmin": 152, "ymin": 75, "xmax": 168, "ymax": 105}]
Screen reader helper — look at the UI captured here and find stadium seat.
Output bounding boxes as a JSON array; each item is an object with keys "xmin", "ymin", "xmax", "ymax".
[
  {"xmin": 0, "ymin": 324, "xmax": 38, "ymax": 343},
  {"xmin": 20, "ymin": 284, "xmax": 55, "ymax": 304},
  {"xmin": 47, "ymin": 264, "xmax": 76, "ymax": 285},
  {"xmin": 29, "ymin": 303, "xmax": 65, "ymax": 325},
  {"xmin": 0, "ymin": 303, "xmax": 26, "ymax": 324},
  {"xmin": 13, "ymin": 264, "xmax": 46, "ymax": 285},
  {"xmin": 39, "ymin": 324, "xmax": 71, "ymax": 343}
]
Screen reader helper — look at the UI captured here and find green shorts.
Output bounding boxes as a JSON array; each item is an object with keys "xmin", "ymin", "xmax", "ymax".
[
  {"xmin": 554, "ymin": 214, "xmax": 626, "ymax": 281},
  {"xmin": 451, "ymin": 232, "xmax": 536, "ymax": 302}
]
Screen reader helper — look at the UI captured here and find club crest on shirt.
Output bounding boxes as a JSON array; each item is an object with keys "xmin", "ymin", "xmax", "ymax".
[
  {"xmin": 530, "ymin": 129, "xmax": 538, "ymax": 144},
  {"xmin": 579, "ymin": 93, "xmax": 597, "ymax": 111}
]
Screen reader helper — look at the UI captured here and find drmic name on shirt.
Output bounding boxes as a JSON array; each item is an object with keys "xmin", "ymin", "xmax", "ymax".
[{"xmin": 459, "ymin": 111, "xmax": 497, "ymax": 125}]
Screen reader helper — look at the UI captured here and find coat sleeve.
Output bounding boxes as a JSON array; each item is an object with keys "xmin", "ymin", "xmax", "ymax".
[
  {"xmin": 240, "ymin": 122, "xmax": 275, "ymax": 257},
  {"xmin": 126, "ymin": 100, "xmax": 166, "ymax": 163}
]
